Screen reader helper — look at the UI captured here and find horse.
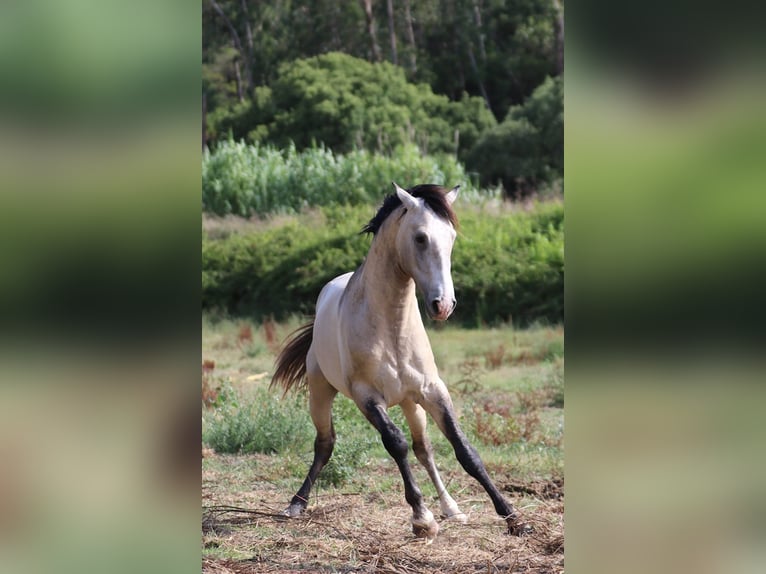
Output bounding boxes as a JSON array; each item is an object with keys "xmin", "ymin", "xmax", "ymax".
[{"xmin": 270, "ymin": 182, "xmax": 530, "ymax": 541}]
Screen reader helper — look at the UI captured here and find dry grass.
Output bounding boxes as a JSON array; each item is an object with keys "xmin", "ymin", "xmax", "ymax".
[
  {"xmin": 202, "ymin": 319, "xmax": 564, "ymax": 572},
  {"xmin": 202, "ymin": 360, "xmax": 219, "ymax": 408},
  {"xmin": 202, "ymin": 454, "xmax": 563, "ymax": 573}
]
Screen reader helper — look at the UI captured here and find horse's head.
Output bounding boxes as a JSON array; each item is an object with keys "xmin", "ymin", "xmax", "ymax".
[{"xmin": 393, "ymin": 183, "xmax": 459, "ymax": 321}]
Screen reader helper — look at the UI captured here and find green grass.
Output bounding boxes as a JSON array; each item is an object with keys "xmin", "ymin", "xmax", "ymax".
[{"xmin": 202, "ymin": 316, "xmax": 563, "ymax": 489}]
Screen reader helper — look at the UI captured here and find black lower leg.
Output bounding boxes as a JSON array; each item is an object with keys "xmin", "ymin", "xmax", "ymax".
[
  {"xmin": 441, "ymin": 407, "xmax": 527, "ymax": 531},
  {"xmin": 364, "ymin": 401, "xmax": 429, "ymax": 521},
  {"xmin": 286, "ymin": 428, "xmax": 335, "ymax": 514}
]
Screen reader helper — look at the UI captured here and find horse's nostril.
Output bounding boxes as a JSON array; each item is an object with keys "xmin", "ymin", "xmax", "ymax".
[{"xmin": 431, "ymin": 300, "xmax": 441, "ymax": 315}]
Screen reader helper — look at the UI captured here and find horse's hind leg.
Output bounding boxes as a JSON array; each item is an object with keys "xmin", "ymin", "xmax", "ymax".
[
  {"xmin": 400, "ymin": 399, "xmax": 466, "ymax": 523},
  {"xmin": 421, "ymin": 384, "xmax": 533, "ymax": 536},
  {"xmin": 357, "ymin": 395, "xmax": 439, "ymax": 541},
  {"xmin": 283, "ymin": 350, "xmax": 337, "ymax": 517}
]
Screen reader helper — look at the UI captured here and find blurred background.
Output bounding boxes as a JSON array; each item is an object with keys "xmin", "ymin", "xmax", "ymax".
[
  {"xmin": 0, "ymin": 2, "xmax": 201, "ymax": 574},
  {"xmin": 0, "ymin": 1, "xmax": 765, "ymax": 573},
  {"xmin": 566, "ymin": 1, "xmax": 766, "ymax": 573}
]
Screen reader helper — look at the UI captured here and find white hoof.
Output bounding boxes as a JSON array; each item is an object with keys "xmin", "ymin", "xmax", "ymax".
[{"xmin": 444, "ymin": 512, "xmax": 468, "ymax": 524}]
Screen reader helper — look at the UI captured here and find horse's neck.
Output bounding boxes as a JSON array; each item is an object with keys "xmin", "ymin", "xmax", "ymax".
[
  {"xmin": 351, "ymin": 221, "xmax": 437, "ymax": 375},
  {"xmin": 356, "ymin": 224, "xmax": 420, "ymax": 332}
]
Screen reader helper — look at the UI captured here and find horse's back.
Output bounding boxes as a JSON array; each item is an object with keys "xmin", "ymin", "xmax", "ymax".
[
  {"xmin": 311, "ymin": 272, "xmax": 354, "ymax": 396},
  {"xmin": 316, "ymin": 272, "xmax": 353, "ymax": 316}
]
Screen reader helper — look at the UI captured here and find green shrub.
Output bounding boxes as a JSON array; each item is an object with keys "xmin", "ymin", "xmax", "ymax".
[
  {"xmin": 202, "ymin": 208, "xmax": 370, "ymax": 317},
  {"xmin": 454, "ymin": 201, "xmax": 564, "ymax": 325},
  {"xmin": 202, "ymin": 202, "xmax": 563, "ymax": 326},
  {"xmin": 202, "ymin": 140, "xmax": 485, "ymax": 217},
  {"xmin": 202, "ymin": 387, "xmax": 312, "ymax": 454}
]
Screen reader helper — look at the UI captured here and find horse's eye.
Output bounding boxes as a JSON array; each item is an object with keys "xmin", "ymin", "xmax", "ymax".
[{"xmin": 414, "ymin": 233, "xmax": 427, "ymax": 246}]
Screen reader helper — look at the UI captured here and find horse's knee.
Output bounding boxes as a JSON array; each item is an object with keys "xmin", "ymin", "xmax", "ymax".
[
  {"xmin": 412, "ymin": 438, "xmax": 432, "ymax": 466},
  {"xmin": 364, "ymin": 401, "xmax": 409, "ymax": 460},
  {"xmin": 382, "ymin": 423, "xmax": 409, "ymax": 460}
]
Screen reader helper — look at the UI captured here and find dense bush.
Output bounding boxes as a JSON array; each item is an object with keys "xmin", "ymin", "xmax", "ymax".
[
  {"xmin": 455, "ymin": 201, "xmax": 564, "ymax": 325},
  {"xmin": 209, "ymin": 53, "xmax": 496, "ymax": 160},
  {"xmin": 465, "ymin": 76, "xmax": 563, "ymax": 197},
  {"xmin": 202, "ymin": 202, "xmax": 563, "ymax": 326},
  {"xmin": 202, "ymin": 140, "xmax": 489, "ymax": 217}
]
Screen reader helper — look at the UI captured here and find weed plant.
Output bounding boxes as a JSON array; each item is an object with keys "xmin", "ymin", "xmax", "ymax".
[
  {"xmin": 202, "ymin": 140, "xmax": 498, "ymax": 217},
  {"xmin": 203, "ymin": 385, "xmax": 312, "ymax": 454}
]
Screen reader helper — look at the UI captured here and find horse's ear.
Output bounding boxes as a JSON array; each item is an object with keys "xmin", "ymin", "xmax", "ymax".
[
  {"xmin": 445, "ymin": 185, "xmax": 460, "ymax": 205},
  {"xmin": 393, "ymin": 182, "xmax": 420, "ymax": 210}
]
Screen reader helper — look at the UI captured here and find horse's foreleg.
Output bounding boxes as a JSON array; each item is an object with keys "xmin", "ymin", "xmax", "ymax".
[
  {"xmin": 359, "ymin": 396, "xmax": 439, "ymax": 541},
  {"xmin": 422, "ymin": 389, "xmax": 532, "ymax": 536},
  {"xmin": 400, "ymin": 399, "xmax": 466, "ymax": 523},
  {"xmin": 283, "ymin": 356, "xmax": 337, "ymax": 517}
]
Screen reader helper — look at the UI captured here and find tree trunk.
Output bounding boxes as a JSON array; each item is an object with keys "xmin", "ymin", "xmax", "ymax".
[
  {"xmin": 402, "ymin": 0, "xmax": 417, "ymax": 73},
  {"xmin": 330, "ymin": 0, "xmax": 341, "ymax": 50},
  {"xmin": 467, "ymin": 43, "xmax": 491, "ymax": 114},
  {"xmin": 386, "ymin": 0, "xmax": 398, "ymax": 65},
  {"xmin": 359, "ymin": 0, "xmax": 382, "ymax": 62},
  {"xmin": 209, "ymin": 0, "xmax": 247, "ymax": 100},
  {"xmin": 233, "ymin": 58, "xmax": 244, "ymax": 103},
  {"xmin": 552, "ymin": 0, "xmax": 564, "ymax": 74},
  {"xmin": 202, "ymin": 91, "xmax": 207, "ymax": 151},
  {"xmin": 472, "ymin": 0, "xmax": 486, "ymax": 62},
  {"xmin": 239, "ymin": 0, "xmax": 255, "ymax": 92}
]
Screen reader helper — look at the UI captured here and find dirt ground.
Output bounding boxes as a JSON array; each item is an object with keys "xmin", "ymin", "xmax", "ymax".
[{"xmin": 202, "ymin": 453, "xmax": 563, "ymax": 574}]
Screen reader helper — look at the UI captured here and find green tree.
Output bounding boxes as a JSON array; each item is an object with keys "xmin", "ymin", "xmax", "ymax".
[
  {"xmin": 202, "ymin": 1, "xmax": 563, "ymax": 188},
  {"xmin": 465, "ymin": 76, "xmax": 563, "ymax": 197},
  {"xmin": 202, "ymin": 0, "xmax": 562, "ymax": 133},
  {"xmin": 406, "ymin": 0, "xmax": 560, "ymax": 121},
  {"xmin": 213, "ymin": 53, "xmax": 495, "ymax": 160}
]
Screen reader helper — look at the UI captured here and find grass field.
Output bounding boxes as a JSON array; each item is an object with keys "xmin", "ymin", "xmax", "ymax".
[{"xmin": 202, "ymin": 316, "xmax": 563, "ymax": 573}]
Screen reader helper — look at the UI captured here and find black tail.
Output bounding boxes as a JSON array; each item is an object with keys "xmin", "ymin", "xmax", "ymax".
[{"xmin": 270, "ymin": 320, "xmax": 314, "ymax": 395}]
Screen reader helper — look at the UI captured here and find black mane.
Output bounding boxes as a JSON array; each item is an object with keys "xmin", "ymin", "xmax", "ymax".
[{"xmin": 361, "ymin": 184, "xmax": 458, "ymax": 235}]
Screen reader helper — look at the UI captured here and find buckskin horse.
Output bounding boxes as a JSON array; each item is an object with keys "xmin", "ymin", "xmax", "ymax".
[{"xmin": 270, "ymin": 183, "xmax": 530, "ymax": 541}]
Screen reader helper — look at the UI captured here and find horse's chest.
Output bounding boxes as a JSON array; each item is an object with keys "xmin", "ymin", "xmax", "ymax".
[{"xmin": 348, "ymin": 340, "xmax": 430, "ymax": 405}]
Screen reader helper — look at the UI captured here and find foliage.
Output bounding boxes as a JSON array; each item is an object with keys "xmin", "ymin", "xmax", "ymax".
[
  {"xmin": 202, "ymin": 385, "xmax": 312, "ymax": 454},
  {"xmin": 203, "ymin": 2, "xmax": 564, "ymax": 198},
  {"xmin": 454, "ymin": 199, "xmax": 564, "ymax": 325},
  {"xmin": 202, "ymin": 202, "xmax": 563, "ymax": 326},
  {"xmin": 416, "ymin": 0, "xmax": 561, "ymax": 120},
  {"xmin": 203, "ymin": 0, "xmax": 561, "ymax": 127},
  {"xmin": 202, "ymin": 140, "xmax": 486, "ymax": 217},
  {"xmin": 465, "ymin": 76, "xmax": 563, "ymax": 197},
  {"xmin": 208, "ymin": 53, "xmax": 496, "ymax": 160}
]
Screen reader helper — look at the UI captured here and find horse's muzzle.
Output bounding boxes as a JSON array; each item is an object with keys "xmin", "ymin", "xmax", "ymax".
[{"xmin": 429, "ymin": 297, "xmax": 456, "ymax": 321}]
